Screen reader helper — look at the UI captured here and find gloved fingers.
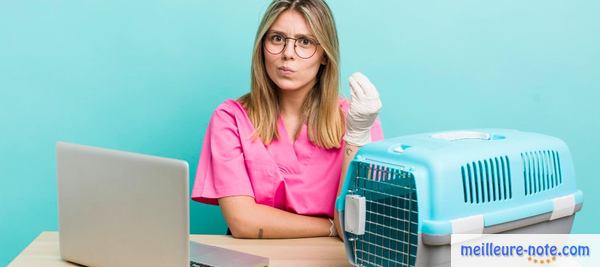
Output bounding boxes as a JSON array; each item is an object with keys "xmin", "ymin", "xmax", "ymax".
[
  {"xmin": 349, "ymin": 76, "xmax": 358, "ymax": 100},
  {"xmin": 349, "ymin": 72, "xmax": 368, "ymax": 96},
  {"xmin": 351, "ymin": 72, "xmax": 379, "ymax": 98},
  {"xmin": 349, "ymin": 75, "xmax": 365, "ymax": 100}
]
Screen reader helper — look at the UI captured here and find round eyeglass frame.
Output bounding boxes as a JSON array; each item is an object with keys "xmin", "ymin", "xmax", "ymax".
[{"xmin": 263, "ymin": 34, "xmax": 320, "ymax": 59}]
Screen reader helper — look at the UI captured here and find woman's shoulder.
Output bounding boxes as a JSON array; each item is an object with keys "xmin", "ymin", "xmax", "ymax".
[
  {"xmin": 338, "ymin": 97, "xmax": 350, "ymax": 113},
  {"xmin": 213, "ymin": 99, "xmax": 247, "ymax": 115},
  {"xmin": 210, "ymin": 99, "xmax": 249, "ymax": 124}
]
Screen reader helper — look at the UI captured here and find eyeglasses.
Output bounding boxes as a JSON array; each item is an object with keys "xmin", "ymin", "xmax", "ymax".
[{"xmin": 264, "ymin": 32, "xmax": 320, "ymax": 59}]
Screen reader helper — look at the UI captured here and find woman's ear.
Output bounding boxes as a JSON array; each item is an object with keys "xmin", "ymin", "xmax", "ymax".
[{"xmin": 321, "ymin": 56, "xmax": 327, "ymax": 65}]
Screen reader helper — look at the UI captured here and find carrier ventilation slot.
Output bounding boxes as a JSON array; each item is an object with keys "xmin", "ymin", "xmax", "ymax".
[
  {"xmin": 521, "ymin": 150, "xmax": 562, "ymax": 195},
  {"xmin": 461, "ymin": 156, "xmax": 513, "ymax": 204}
]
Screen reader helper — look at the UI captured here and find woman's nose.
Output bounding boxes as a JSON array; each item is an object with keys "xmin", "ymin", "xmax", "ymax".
[{"xmin": 282, "ymin": 40, "xmax": 295, "ymax": 59}]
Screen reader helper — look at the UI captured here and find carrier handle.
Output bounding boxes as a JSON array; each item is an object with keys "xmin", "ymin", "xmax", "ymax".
[{"xmin": 430, "ymin": 130, "xmax": 505, "ymax": 141}]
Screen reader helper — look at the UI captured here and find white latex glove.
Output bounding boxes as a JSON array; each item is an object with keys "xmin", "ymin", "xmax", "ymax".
[{"xmin": 344, "ymin": 72, "xmax": 382, "ymax": 146}]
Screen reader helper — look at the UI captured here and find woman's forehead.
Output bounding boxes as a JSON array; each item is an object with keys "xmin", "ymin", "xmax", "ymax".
[{"xmin": 269, "ymin": 9, "xmax": 313, "ymax": 37}]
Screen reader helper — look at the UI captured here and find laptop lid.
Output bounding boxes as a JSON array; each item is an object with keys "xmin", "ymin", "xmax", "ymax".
[{"xmin": 57, "ymin": 142, "xmax": 190, "ymax": 267}]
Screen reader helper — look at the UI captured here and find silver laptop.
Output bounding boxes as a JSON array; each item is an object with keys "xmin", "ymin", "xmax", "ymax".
[{"xmin": 57, "ymin": 142, "xmax": 269, "ymax": 267}]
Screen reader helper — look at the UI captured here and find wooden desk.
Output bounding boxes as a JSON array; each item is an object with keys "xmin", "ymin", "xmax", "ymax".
[{"xmin": 9, "ymin": 232, "xmax": 351, "ymax": 267}]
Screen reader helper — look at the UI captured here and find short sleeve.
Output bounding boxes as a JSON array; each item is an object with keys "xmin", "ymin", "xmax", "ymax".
[
  {"xmin": 191, "ymin": 102, "xmax": 254, "ymax": 205},
  {"xmin": 370, "ymin": 116, "xmax": 384, "ymax": 142}
]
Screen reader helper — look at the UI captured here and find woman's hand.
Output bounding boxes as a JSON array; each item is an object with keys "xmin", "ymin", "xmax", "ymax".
[{"xmin": 344, "ymin": 72, "xmax": 383, "ymax": 146}]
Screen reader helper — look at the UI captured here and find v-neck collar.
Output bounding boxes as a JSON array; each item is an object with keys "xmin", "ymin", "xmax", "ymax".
[{"xmin": 266, "ymin": 114, "xmax": 316, "ymax": 175}]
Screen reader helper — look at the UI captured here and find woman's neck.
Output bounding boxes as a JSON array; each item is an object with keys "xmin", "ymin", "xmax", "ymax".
[
  {"xmin": 278, "ymin": 81, "xmax": 315, "ymax": 118},
  {"xmin": 279, "ymin": 93, "xmax": 305, "ymax": 118}
]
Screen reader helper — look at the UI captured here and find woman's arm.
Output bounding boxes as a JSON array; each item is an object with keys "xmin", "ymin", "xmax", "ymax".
[
  {"xmin": 334, "ymin": 72, "xmax": 383, "ymax": 241},
  {"xmin": 333, "ymin": 143, "xmax": 360, "ymax": 242},
  {"xmin": 218, "ymin": 196, "xmax": 330, "ymax": 239}
]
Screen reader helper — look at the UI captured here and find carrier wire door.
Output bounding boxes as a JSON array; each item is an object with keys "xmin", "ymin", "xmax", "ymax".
[{"xmin": 346, "ymin": 162, "xmax": 418, "ymax": 267}]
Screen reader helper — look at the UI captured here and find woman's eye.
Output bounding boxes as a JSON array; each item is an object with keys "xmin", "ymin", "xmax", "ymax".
[
  {"xmin": 299, "ymin": 38, "xmax": 313, "ymax": 46},
  {"xmin": 271, "ymin": 34, "xmax": 284, "ymax": 43}
]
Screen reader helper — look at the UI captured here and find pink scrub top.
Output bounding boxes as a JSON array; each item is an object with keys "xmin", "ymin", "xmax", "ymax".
[{"xmin": 191, "ymin": 99, "xmax": 384, "ymax": 218}]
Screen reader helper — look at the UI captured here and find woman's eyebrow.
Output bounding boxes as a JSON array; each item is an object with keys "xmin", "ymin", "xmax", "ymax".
[{"xmin": 268, "ymin": 29, "xmax": 316, "ymax": 39}]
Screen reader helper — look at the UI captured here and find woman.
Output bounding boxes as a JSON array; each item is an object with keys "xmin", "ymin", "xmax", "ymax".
[{"xmin": 192, "ymin": 0, "xmax": 383, "ymax": 239}]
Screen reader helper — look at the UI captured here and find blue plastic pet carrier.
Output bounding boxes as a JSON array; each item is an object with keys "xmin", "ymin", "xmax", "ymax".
[{"xmin": 336, "ymin": 129, "xmax": 583, "ymax": 267}]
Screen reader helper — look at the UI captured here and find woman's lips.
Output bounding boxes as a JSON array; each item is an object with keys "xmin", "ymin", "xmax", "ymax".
[{"xmin": 278, "ymin": 66, "xmax": 295, "ymax": 75}]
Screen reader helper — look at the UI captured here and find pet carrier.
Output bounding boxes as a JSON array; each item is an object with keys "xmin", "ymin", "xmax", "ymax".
[{"xmin": 336, "ymin": 129, "xmax": 583, "ymax": 267}]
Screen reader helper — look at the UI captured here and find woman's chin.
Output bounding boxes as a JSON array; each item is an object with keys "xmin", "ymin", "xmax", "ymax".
[
  {"xmin": 272, "ymin": 75, "xmax": 315, "ymax": 93},
  {"xmin": 274, "ymin": 81, "xmax": 303, "ymax": 91}
]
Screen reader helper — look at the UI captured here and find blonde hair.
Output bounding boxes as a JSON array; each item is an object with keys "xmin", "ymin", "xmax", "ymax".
[{"xmin": 239, "ymin": 0, "xmax": 344, "ymax": 149}]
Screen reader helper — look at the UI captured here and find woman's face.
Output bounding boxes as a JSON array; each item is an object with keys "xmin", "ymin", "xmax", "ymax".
[{"xmin": 264, "ymin": 9, "xmax": 326, "ymax": 95}]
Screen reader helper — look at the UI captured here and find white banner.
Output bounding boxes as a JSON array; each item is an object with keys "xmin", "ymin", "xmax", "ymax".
[{"xmin": 451, "ymin": 234, "xmax": 599, "ymax": 266}]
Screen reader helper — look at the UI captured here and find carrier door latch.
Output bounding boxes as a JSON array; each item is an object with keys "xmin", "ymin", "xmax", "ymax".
[{"xmin": 345, "ymin": 195, "xmax": 366, "ymax": 235}]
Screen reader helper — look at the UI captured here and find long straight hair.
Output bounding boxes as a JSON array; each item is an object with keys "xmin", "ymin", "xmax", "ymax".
[{"xmin": 239, "ymin": 0, "xmax": 344, "ymax": 149}]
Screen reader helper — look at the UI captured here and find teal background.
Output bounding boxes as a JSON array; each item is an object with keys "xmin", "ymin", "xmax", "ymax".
[{"xmin": 1, "ymin": 0, "xmax": 598, "ymax": 265}]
